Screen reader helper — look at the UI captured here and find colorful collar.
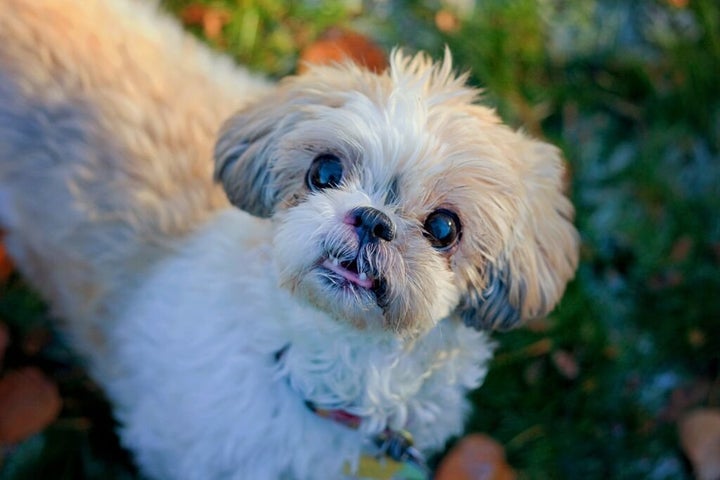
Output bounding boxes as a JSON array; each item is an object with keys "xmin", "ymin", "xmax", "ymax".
[
  {"xmin": 275, "ymin": 345, "xmax": 430, "ymax": 479},
  {"xmin": 306, "ymin": 402, "xmax": 430, "ymax": 480}
]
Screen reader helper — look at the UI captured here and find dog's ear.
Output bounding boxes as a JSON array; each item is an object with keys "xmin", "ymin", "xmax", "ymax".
[
  {"xmin": 459, "ymin": 135, "xmax": 579, "ymax": 331},
  {"xmin": 214, "ymin": 90, "xmax": 303, "ymax": 218}
]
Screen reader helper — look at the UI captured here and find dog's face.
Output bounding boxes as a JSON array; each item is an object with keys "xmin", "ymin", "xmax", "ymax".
[{"xmin": 214, "ymin": 51, "xmax": 578, "ymax": 337}]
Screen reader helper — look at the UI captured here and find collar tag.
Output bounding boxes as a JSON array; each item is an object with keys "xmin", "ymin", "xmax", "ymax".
[
  {"xmin": 307, "ymin": 402, "xmax": 431, "ymax": 479},
  {"xmin": 343, "ymin": 454, "xmax": 429, "ymax": 480}
]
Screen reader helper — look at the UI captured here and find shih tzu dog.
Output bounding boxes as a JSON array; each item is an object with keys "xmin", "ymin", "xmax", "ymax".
[{"xmin": 0, "ymin": 0, "xmax": 578, "ymax": 479}]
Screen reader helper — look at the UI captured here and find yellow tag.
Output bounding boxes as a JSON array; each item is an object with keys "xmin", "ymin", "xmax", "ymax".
[
  {"xmin": 343, "ymin": 455, "xmax": 428, "ymax": 480},
  {"xmin": 344, "ymin": 455, "xmax": 404, "ymax": 480}
]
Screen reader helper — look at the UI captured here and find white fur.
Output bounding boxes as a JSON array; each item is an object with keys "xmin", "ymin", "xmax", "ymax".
[{"xmin": 103, "ymin": 209, "xmax": 492, "ymax": 479}]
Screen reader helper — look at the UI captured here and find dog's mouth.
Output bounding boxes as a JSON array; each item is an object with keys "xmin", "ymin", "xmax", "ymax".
[
  {"xmin": 319, "ymin": 255, "xmax": 389, "ymax": 308},
  {"xmin": 321, "ymin": 256, "xmax": 373, "ymax": 289}
]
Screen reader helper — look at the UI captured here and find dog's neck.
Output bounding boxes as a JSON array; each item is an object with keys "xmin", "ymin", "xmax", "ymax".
[
  {"xmin": 275, "ymin": 345, "xmax": 430, "ymax": 478},
  {"xmin": 306, "ymin": 401, "xmax": 431, "ymax": 479}
]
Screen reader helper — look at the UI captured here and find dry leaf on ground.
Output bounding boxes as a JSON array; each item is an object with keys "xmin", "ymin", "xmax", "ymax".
[
  {"xmin": 660, "ymin": 381, "xmax": 711, "ymax": 422},
  {"xmin": 298, "ymin": 28, "xmax": 387, "ymax": 74},
  {"xmin": 0, "ymin": 322, "xmax": 8, "ymax": 367},
  {"xmin": 21, "ymin": 327, "xmax": 52, "ymax": 356},
  {"xmin": 678, "ymin": 409, "xmax": 720, "ymax": 480},
  {"xmin": 435, "ymin": 434, "xmax": 517, "ymax": 480},
  {"xmin": 0, "ymin": 239, "xmax": 14, "ymax": 283},
  {"xmin": 551, "ymin": 350, "xmax": 580, "ymax": 380},
  {"xmin": 179, "ymin": 3, "xmax": 230, "ymax": 41},
  {"xmin": 0, "ymin": 367, "xmax": 62, "ymax": 445}
]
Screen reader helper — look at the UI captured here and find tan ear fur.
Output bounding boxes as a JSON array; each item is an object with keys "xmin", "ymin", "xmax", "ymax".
[
  {"xmin": 509, "ymin": 137, "xmax": 578, "ymax": 321},
  {"xmin": 460, "ymin": 133, "xmax": 579, "ymax": 330},
  {"xmin": 214, "ymin": 88, "xmax": 304, "ymax": 218},
  {"xmin": 213, "ymin": 64, "xmax": 369, "ymax": 217}
]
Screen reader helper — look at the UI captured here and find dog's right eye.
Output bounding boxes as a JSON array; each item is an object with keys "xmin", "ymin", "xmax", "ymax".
[{"xmin": 306, "ymin": 154, "xmax": 344, "ymax": 191}]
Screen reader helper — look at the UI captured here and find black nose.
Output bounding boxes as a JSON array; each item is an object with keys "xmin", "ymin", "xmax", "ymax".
[{"xmin": 349, "ymin": 207, "xmax": 395, "ymax": 243}]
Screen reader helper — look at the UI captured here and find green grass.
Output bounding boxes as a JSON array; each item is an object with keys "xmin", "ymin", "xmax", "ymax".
[{"xmin": 2, "ymin": 1, "xmax": 719, "ymax": 479}]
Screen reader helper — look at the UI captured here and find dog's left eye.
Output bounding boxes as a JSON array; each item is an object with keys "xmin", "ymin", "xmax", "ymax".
[
  {"xmin": 306, "ymin": 154, "xmax": 343, "ymax": 191},
  {"xmin": 423, "ymin": 209, "xmax": 461, "ymax": 251}
]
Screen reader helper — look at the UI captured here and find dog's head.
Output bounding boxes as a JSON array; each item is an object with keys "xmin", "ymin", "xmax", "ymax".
[{"xmin": 214, "ymin": 50, "xmax": 578, "ymax": 337}]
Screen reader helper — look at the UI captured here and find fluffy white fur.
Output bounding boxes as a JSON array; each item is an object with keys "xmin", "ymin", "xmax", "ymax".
[
  {"xmin": 106, "ymin": 209, "xmax": 492, "ymax": 478},
  {"xmin": 0, "ymin": 1, "xmax": 578, "ymax": 479}
]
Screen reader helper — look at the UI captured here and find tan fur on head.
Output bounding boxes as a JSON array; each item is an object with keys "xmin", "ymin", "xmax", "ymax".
[{"xmin": 215, "ymin": 49, "xmax": 579, "ymax": 334}]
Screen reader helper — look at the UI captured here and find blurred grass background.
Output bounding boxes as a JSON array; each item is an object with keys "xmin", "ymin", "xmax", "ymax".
[{"xmin": 1, "ymin": 0, "xmax": 719, "ymax": 478}]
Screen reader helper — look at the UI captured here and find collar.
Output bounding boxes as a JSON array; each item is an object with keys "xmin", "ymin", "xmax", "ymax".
[
  {"xmin": 306, "ymin": 402, "xmax": 430, "ymax": 480},
  {"xmin": 275, "ymin": 345, "xmax": 430, "ymax": 479}
]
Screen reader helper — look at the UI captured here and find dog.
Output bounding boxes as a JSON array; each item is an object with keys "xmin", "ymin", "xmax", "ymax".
[{"xmin": 0, "ymin": 0, "xmax": 579, "ymax": 478}]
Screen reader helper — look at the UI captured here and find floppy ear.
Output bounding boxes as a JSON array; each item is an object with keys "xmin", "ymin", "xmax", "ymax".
[
  {"xmin": 214, "ymin": 89, "xmax": 305, "ymax": 218},
  {"xmin": 459, "ymin": 136, "xmax": 579, "ymax": 331}
]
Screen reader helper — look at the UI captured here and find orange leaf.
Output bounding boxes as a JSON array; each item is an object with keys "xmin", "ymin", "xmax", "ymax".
[
  {"xmin": 551, "ymin": 350, "xmax": 580, "ymax": 380},
  {"xmin": 179, "ymin": 3, "xmax": 230, "ymax": 41},
  {"xmin": 0, "ymin": 367, "xmax": 62, "ymax": 445},
  {"xmin": 435, "ymin": 10, "xmax": 460, "ymax": 33},
  {"xmin": 670, "ymin": 235, "xmax": 693, "ymax": 262},
  {"xmin": 679, "ymin": 409, "xmax": 720, "ymax": 480},
  {"xmin": 0, "ymin": 322, "xmax": 8, "ymax": 367},
  {"xmin": 435, "ymin": 434, "xmax": 517, "ymax": 480},
  {"xmin": 202, "ymin": 9, "xmax": 230, "ymax": 41},
  {"xmin": 0, "ymin": 239, "xmax": 14, "ymax": 283},
  {"xmin": 179, "ymin": 3, "xmax": 207, "ymax": 25},
  {"xmin": 298, "ymin": 28, "xmax": 387, "ymax": 74}
]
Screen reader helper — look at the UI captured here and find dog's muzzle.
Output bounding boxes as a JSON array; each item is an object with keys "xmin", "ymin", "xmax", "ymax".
[{"xmin": 317, "ymin": 206, "xmax": 394, "ymax": 308}]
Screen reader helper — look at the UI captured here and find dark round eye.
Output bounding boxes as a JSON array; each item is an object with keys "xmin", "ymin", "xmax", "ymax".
[
  {"xmin": 306, "ymin": 154, "xmax": 343, "ymax": 191},
  {"xmin": 423, "ymin": 209, "xmax": 461, "ymax": 250}
]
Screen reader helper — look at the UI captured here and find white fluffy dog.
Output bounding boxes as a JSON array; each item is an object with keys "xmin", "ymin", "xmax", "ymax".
[{"xmin": 0, "ymin": 1, "xmax": 579, "ymax": 479}]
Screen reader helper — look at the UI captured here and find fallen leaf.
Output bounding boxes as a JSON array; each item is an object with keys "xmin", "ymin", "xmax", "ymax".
[
  {"xmin": 435, "ymin": 434, "xmax": 516, "ymax": 480},
  {"xmin": 648, "ymin": 269, "xmax": 684, "ymax": 290},
  {"xmin": 525, "ymin": 317, "xmax": 550, "ymax": 333},
  {"xmin": 22, "ymin": 327, "xmax": 52, "ymax": 356},
  {"xmin": 435, "ymin": 10, "xmax": 460, "ymax": 33},
  {"xmin": 179, "ymin": 3, "xmax": 206, "ymax": 25},
  {"xmin": 687, "ymin": 328, "xmax": 706, "ymax": 348},
  {"xmin": 670, "ymin": 235, "xmax": 693, "ymax": 262},
  {"xmin": 0, "ymin": 367, "xmax": 62, "ymax": 445},
  {"xmin": 603, "ymin": 345, "xmax": 620, "ymax": 360},
  {"xmin": 678, "ymin": 409, "xmax": 720, "ymax": 480},
  {"xmin": 179, "ymin": 3, "xmax": 230, "ymax": 41},
  {"xmin": 0, "ymin": 322, "xmax": 8, "ymax": 367},
  {"xmin": 0, "ymin": 240, "xmax": 13, "ymax": 283},
  {"xmin": 525, "ymin": 338, "xmax": 553, "ymax": 357},
  {"xmin": 298, "ymin": 28, "xmax": 387, "ymax": 74},
  {"xmin": 660, "ymin": 381, "xmax": 711, "ymax": 422},
  {"xmin": 523, "ymin": 359, "xmax": 544, "ymax": 386},
  {"xmin": 551, "ymin": 350, "xmax": 580, "ymax": 380}
]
